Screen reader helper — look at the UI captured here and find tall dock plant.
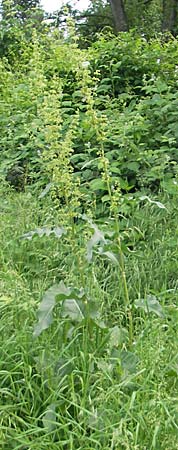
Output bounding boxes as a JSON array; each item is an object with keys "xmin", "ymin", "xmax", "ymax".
[
  {"xmin": 75, "ymin": 54, "xmax": 133, "ymax": 343},
  {"xmin": 26, "ymin": 25, "xmax": 133, "ymax": 342}
]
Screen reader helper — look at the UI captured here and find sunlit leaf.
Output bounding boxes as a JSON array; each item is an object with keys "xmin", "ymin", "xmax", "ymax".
[
  {"xmin": 89, "ymin": 179, "xmax": 106, "ymax": 191},
  {"xmin": 109, "ymin": 326, "xmax": 129, "ymax": 348}
]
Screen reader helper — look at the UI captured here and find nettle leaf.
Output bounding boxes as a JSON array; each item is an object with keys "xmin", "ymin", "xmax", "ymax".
[
  {"xmin": 101, "ymin": 194, "xmax": 110, "ymax": 203},
  {"xmin": 42, "ymin": 404, "xmax": 56, "ymax": 432},
  {"xmin": 89, "ymin": 179, "xmax": 106, "ymax": 191},
  {"xmin": 81, "ymin": 158, "xmax": 98, "ymax": 169},
  {"xmin": 135, "ymin": 295, "xmax": 165, "ymax": 318},
  {"xmin": 21, "ymin": 226, "xmax": 66, "ymax": 240}
]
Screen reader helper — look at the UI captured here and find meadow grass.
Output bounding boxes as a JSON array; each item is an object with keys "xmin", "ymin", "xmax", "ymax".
[{"xmin": 0, "ymin": 186, "xmax": 177, "ymax": 449}]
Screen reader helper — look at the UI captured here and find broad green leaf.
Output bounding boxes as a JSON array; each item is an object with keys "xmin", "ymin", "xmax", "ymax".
[
  {"xmin": 96, "ymin": 84, "xmax": 111, "ymax": 93},
  {"xmin": 101, "ymin": 195, "xmax": 110, "ymax": 203},
  {"xmin": 110, "ymin": 349, "xmax": 139, "ymax": 374},
  {"xmin": 89, "ymin": 179, "xmax": 106, "ymax": 191},
  {"xmin": 42, "ymin": 404, "xmax": 56, "ymax": 431},
  {"xmin": 109, "ymin": 326, "xmax": 129, "ymax": 348},
  {"xmin": 33, "ymin": 284, "xmax": 62, "ymax": 337},
  {"xmin": 110, "ymin": 166, "xmax": 121, "ymax": 174},
  {"xmin": 120, "ymin": 350, "xmax": 139, "ymax": 373},
  {"xmin": 33, "ymin": 282, "xmax": 73, "ymax": 337},
  {"xmin": 81, "ymin": 158, "xmax": 98, "ymax": 169},
  {"xmin": 135, "ymin": 295, "xmax": 164, "ymax": 317},
  {"xmin": 126, "ymin": 162, "xmax": 140, "ymax": 171},
  {"xmin": 61, "ymin": 298, "xmax": 85, "ymax": 322}
]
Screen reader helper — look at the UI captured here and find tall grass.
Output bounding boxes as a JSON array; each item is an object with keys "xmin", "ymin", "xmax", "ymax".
[{"xmin": 0, "ymin": 185, "xmax": 177, "ymax": 449}]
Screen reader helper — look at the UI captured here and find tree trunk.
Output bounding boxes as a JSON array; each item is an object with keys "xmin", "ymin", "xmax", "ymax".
[
  {"xmin": 162, "ymin": 0, "xmax": 177, "ymax": 33},
  {"xmin": 109, "ymin": 0, "xmax": 128, "ymax": 32}
]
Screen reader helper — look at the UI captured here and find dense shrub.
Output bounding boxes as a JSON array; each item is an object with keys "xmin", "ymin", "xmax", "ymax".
[{"xmin": 0, "ymin": 30, "xmax": 178, "ymax": 209}]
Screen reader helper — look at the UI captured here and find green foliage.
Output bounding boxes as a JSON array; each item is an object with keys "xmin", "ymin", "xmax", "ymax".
[
  {"xmin": 0, "ymin": 184, "xmax": 178, "ymax": 449},
  {"xmin": 0, "ymin": 16, "xmax": 178, "ymax": 449}
]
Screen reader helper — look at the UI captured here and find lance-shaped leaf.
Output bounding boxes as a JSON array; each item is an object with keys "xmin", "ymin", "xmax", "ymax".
[
  {"xmin": 98, "ymin": 249, "xmax": 119, "ymax": 266},
  {"xmin": 39, "ymin": 182, "xmax": 53, "ymax": 199},
  {"xmin": 139, "ymin": 195, "xmax": 167, "ymax": 210},
  {"xmin": 33, "ymin": 282, "xmax": 73, "ymax": 337},
  {"xmin": 33, "ymin": 285, "xmax": 61, "ymax": 337},
  {"xmin": 21, "ymin": 226, "xmax": 66, "ymax": 240},
  {"xmin": 87, "ymin": 227, "xmax": 106, "ymax": 262}
]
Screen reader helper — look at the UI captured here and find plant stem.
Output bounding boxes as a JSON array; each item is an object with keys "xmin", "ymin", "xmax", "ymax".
[{"xmin": 101, "ymin": 146, "xmax": 133, "ymax": 344}]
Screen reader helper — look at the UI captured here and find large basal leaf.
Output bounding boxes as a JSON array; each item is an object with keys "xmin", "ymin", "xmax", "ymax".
[
  {"xmin": 33, "ymin": 284, "xmax": 62, "ymax": 337},
  {"xmin": 134, "ymin": 295, "xmax": 165, "ymax": 318},
  {"xmin": 108, "ymin": 326, "xmax": 129, "ymax": 348},
  {"xmin": 61, "ymin": 298, "xmax": 85, "ymax": 322},
  {"xmin": 21, "ymin": 226, "xmax": 66, "ymax": 240},
  {"xmin": 61, "ymin": 295, "xmax": 103, "ymax": 325},
  {"xmin": 110, "ymin": 349, "xmax": 139, "ymax": 374},
  {"xmin": 33, "ymin": 282, "xmax": 74, "ymax": 337}
]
